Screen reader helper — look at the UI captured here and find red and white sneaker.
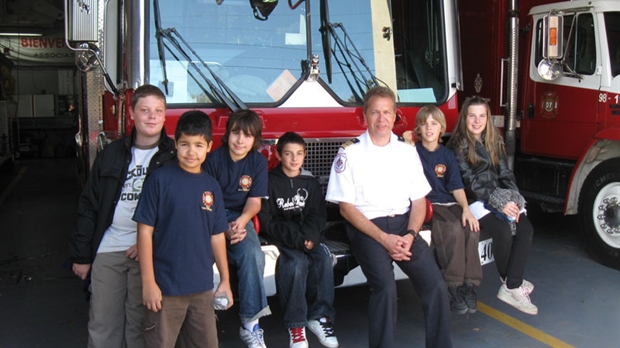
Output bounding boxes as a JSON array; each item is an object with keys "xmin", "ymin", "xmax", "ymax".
[{"xmin": 288, "ymin": 327, "xmax": 308, "ymax": 348}]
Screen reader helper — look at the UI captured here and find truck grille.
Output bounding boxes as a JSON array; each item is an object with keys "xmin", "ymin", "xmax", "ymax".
[{"xmin": 303, "ymin": 138, "xmax": 349, "ymax": 195}]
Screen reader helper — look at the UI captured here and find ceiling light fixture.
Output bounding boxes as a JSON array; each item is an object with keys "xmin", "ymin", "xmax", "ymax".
[{"xmin": 0, "ymin": 31, "xmax": 43, "ymax": 37}]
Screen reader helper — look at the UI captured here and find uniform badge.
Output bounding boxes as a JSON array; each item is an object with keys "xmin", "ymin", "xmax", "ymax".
[
  {"xmin": 202, "ymin": 191, "xmax": 214, "ymax": 211},
  {"xmin": 238, "ymin": 175, "xmax": 252, "ymax": 191},
  {"xmin": 435, "ymin": 164, "xmax": 446, "ymax": 178},
  {"xmin": 334, "ymin": 152, "xmax": 347, "ymax": 173}
]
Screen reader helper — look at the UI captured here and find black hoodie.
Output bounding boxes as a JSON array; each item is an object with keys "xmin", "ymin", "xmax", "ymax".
[{"xmin": 258, "ymin": 166, "xmax": 326, "ymax": 251}]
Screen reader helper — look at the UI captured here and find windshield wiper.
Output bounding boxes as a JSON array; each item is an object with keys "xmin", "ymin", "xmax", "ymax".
[
  {"xmin": 153, "ymin": 0, "xmax": 170, "ymax": 95},
  {"xmin": 152, "ymin": 0, "xmax": 247, "ymax": 111},
  {"xmin": 320, "ymin": 2, "xmax": 379, "ymax": 102},
  {"xmin": 161, "ymin": 41, "xmax": 220, "ymax": 103},
  {"xmin": 319, "ymin": 0, "xmax": 332, "ymax": 83}
]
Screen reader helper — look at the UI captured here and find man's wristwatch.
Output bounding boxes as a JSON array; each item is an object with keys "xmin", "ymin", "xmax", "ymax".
[{"xmin": 407, "ymin": 229, "xmax": 419, "ymax": 241}]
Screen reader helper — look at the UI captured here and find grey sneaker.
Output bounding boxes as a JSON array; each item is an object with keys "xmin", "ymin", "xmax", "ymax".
[
  {"xmin": 458, "ymin": 283, "xmax": 478, "ymax": 313},
  {"xmin": 239, "ymin": 324, "xmax": 267, "ymax": 348},
  {"xmin": 307, "ymin": 317, "xmax": 339, "ymax": 347},
  {"xmin": 500, "ymin": 277, "xmax": 535, "ymax": 295},
  {"xmin": 448, "ymin": 286, "xmax": 468, "ymax": 314},
  {"xmin": 497, "ymin": 284, "xmax": 538, "ymax": 315}
]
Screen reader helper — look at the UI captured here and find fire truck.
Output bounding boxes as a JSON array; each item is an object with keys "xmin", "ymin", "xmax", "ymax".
[
  {"xmin": 64, "ymin": 0, "xmax": 463, "ymax": 292},
  {"xmin": 459, "ymin": 0, "xmax": 619, "ymax": 269},
  {"xmin": 64, "ymin": 0, "xmax": 618, "ymax": 294}
]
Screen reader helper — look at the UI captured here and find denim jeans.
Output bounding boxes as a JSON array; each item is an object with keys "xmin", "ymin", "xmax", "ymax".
[
  {"xmin": 276, "ymin": 243, "xmax": 336, "ymax": 328},
  {"xmin": 226, "ymin": 210, "xmax": 271, "ymax": 323}
]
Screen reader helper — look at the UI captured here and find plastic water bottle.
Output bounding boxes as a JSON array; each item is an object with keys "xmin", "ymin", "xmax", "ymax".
[
  {"xmin": 213, "ymin": 293, "xmax": 229, "ymax": 310},
  {"xmin": 507, "ymin": 202, "xmax": 517, "ymax": 235},
  {"xmin": 507, "ymin": 216, "xmax": 517, "ymax": 236}
]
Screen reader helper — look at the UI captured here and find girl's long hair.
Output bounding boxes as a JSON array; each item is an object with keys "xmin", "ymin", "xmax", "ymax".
[{"xmin": 447, "ymin": 96, "xmax": 505, "ymax": 166}]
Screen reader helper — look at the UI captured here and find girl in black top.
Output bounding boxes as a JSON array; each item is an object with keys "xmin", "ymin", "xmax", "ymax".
[{"xmin": 447, "ymin": 96, "xmax": 538, "ymax": 315}]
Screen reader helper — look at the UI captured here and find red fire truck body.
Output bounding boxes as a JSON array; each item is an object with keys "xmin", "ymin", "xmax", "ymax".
[
  {"xmin": 65, "ymin": 0, "xmax": 619, "ymax": 285},
  {"xmin": 65, "ymin": 0, "xmax": 463, "ymax": 289},
  {"xmin": 460, "ymin": 0, "xmax": 619, "ymax": 268}
]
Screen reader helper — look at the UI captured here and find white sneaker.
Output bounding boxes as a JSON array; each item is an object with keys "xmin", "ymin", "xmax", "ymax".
[
  {"xmin": 521, "ymin": 279, "xmax": 535, "ymax": 294},
  {"xmin": 500, "ymin": 277, "xmax": 535, "ymax": 294},
  {"xmin": 307, "ymin": 317, "xmax": 339, "ymax": 348},
  {"xmin": 288, "ymin": 327, "xmax": 308, "ymax": 348},
  {"xmin": 497, "ymin": 284, "xmax": 538, "ymax": 315},
  {"xmin": 239, "ymin": 324, "xmax": 268, "ymax": 348}
]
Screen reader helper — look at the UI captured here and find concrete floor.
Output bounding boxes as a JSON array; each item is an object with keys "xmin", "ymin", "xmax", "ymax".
[{"xmin": 0, "ymin": 158, "xmax": 619, "ymax": 348}]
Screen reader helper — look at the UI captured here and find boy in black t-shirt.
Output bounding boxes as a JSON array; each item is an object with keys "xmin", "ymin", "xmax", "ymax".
[{"xmin": 258, "ymin": 132, "xmax": 339, "ymax": 348}]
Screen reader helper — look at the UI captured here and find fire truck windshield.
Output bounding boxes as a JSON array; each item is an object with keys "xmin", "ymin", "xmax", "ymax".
[{"xmin": 148, "ymin": 0, "xmax": 450, "ymax": 105}]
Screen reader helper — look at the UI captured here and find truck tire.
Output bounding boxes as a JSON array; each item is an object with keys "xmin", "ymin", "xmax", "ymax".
[{"xmin": 578, "ymin": 159, "xmax": 620, "ymax": 270}]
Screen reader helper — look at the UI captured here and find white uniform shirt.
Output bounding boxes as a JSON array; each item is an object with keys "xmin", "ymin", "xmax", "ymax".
[{"xmin": 326, "ymin": 131, "xmax": 431, "ymax": 220}]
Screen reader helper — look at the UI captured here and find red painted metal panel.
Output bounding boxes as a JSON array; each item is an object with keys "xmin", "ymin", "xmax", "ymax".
[
  {"xmin": 459, "ymin": 0, "xmax": 567, "ymax": 114},
  {"xmin": 520, "ymin": 83, "xmax": 600, "ymax": 160},
  {"xmin": 160, "ymin": 93, "xmax": 459, "ymax": 152}
]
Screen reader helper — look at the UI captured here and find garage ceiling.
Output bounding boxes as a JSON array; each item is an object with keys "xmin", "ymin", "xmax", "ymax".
[{"xmin": 0, "ymin": 0, "xmax": 65, "ymax": 35}]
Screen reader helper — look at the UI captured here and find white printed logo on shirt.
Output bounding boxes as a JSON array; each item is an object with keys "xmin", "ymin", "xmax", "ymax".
[{"xmin": 276, "ymin": 188, "xmax": 308, "ymax": 211}]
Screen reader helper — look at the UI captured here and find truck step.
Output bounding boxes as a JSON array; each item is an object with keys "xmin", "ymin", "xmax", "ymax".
[{"xmin": 520, "ymin": 190, "xmax": 566, "ymax": 206}]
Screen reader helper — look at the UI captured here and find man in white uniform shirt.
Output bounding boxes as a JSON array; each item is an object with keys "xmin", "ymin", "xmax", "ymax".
[{"xmin": 326, "ymin": 86, "xmax": 452, "ymax": 348}]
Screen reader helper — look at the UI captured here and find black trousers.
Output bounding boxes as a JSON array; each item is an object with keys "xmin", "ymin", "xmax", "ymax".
[
  {"xmin": 479, "ymin": 212, "xmax": 534, "ymax": 289},
  {"xmin": 346, "ymin": 213, "xmax": 453, "ymax": 348}
]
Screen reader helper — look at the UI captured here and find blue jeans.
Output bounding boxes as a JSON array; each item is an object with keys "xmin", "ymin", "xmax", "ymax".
[
  {"xmin": 276, "ymin": 243, "xmax": 336, "ymax": 328},
  {"xmin": 226, "ymin": 210, "xmax": 271, "ymax": 323}
]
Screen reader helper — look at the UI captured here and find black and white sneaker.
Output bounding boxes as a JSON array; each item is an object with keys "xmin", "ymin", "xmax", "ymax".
[{"xmin": 307, "ymin": 317, "xmax": 339, "ymax": 347}]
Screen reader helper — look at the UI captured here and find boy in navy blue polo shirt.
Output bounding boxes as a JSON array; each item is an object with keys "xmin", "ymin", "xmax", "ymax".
[
  {"xmin": 404, "ymin": 105, "xmax": 482, "ymax": 315},
  {"xmin": 203, "ymin": 109, "xmax": 270, "ymax": 348},
  {"xmin": 134, "ymin": 110, "xmax": 232, "ymax": 348}
]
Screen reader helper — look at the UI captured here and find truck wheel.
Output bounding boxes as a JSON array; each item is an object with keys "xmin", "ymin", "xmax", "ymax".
[{"xmin": 579, "ymin": 159, "xmax": 620, "ymax": 270}]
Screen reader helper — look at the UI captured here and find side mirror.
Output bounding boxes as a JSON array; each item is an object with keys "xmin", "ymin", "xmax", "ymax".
[
  {"xmin": 537, "ymin": 59, "xmax": 561, "ymax": 81},
  {"xmin": 65, "ymin": 0, "xmax": 99, "ymax": 42},
  {"xmin": 76, "ymin": 43, "xmax": 101, "ymax": 72},
  {"xmin": 537, "ymin": 13, "xmax": 564, "ymax": 80},
  {"xmin": 543, "ymin": 14, "xmax": 563, "ymax": 59}
]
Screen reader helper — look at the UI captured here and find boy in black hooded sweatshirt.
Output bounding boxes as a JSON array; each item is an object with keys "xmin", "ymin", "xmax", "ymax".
[{"xmin": 258, "ymin": 132, "xmax": 339, "ymax": 348}]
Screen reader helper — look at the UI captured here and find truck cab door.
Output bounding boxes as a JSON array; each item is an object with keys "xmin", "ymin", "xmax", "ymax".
[{"xmin": 522, "ymin": 12, "xmax": 602, "ymax": 161}]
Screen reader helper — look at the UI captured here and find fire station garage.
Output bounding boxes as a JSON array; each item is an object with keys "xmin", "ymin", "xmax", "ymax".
[
  {"xmin": 0, "ymin": 1, "xmax": 619, "ymax": 348},
  {"xmin": 0, "ymin": 1, "xmax": 76, "ymax": 165}
]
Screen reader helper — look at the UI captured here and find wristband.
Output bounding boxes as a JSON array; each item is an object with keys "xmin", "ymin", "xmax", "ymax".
[{"xmin": 407, "ymin": 229, "xmax": 418, "ymax": 240}]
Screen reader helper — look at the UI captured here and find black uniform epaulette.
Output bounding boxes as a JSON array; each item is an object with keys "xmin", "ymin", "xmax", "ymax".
[
  {"xmin": 341, "ymin": 138, "xmax": 360, "ymax": 149},
  {"xmin": 397, "ymin": 135, "xmax": 415, "ymax": 147}
]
